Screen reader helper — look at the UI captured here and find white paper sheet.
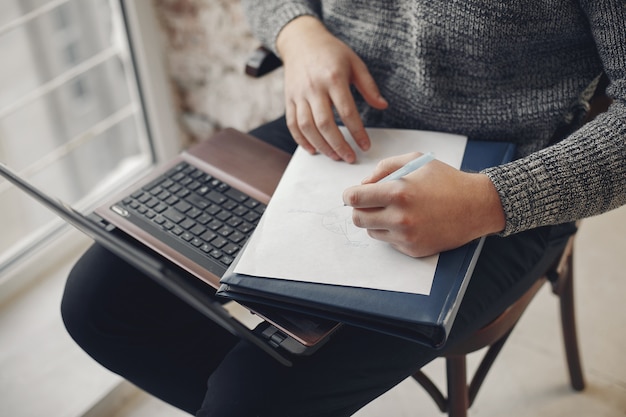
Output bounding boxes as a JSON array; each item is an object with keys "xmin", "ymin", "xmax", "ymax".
[{"xmin": 233, "ymin": 128, "xmax": 467, "ymax": 295}]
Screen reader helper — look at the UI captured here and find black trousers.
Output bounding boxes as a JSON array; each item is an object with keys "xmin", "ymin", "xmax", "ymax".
[{"xmin": 60, "ymin": 117, "xmax": 576, "ymax": 417}]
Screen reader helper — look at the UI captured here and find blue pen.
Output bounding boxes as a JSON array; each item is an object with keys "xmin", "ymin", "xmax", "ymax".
[{"xmin": 377, "ymin": 152, "xmax": 435, "ymax": 183}]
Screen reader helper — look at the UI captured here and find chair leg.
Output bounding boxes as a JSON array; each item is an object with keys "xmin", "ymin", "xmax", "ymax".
[
  {"xmin": 412, "ymin": 370, "xmax": 448, "ymax": 413},
  {"xmin": 446, "ymin": 355, "xmax": 469, "ymax": 417},
  {"xmin": 467, "ymin": 328, "xmax": 514, "ymax": 406},
  {"xmin": 559, "ymin": 253, "xmax": 585, "ymax": 391}
]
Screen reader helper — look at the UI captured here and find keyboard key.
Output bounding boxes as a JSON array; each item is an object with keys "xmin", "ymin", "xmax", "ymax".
[
  {"xmin": 244, "ymin": 199, "xmax": 259, "ymax": 209},
  {"xmin": 237, "ymin": 222, "xmax": 254, "ymax": 234},
  {"xmin": 216, "ymin": 211, "xmax": 232, "ymax": 222},
  {"xmin": 187, "ymin": 181, "xmax": 201, "ymax": 191},
  {"xmin": 174, "ymin": 201, "xmax": 192, "ymax": 213},
  {"xmin": 156, "ymin": 190, "xmax": 171, "ymax": 200},
  {"xmin": 186, "ymin": 207, "xmax": 201, "ymax": 219},
  {"xmin": 225, "ymin": 188, "xmax": 249, "ymax": 203},
  {"xmin": 149, "ymin": 185, "xmax": 164, "ymax": 195},
  {"xmin": 207, "ymin": 190, "xmax": 227, "ymax": 205},
  {"xmin": 220, "ymin": 255, "xmax": 234, "ymax": 266},
  {"xmin": 196, "ymin": 185, "xmax": 210, "ymax": 196},
  {"xmin": 223, "ymin": 200, "xmax": 238, "ymax": 211},
  {"xmin": 153, "ymin": 203, "xmax": 168, "ymax": 213},
  {"xmin": 161, "ymin": 179, "xmax": 175, "ymax": 189},
  {"xmin": 226, "ymin": 217, "xmax": 243, "ymax": 228},
  {"xmin": 243, "ymin": 212, "xmax": 260, "ymax": 223},
  {"xmin": 233, "ymin": 205, "xmax": 248, "ymax": 217},
  {"xmin": 190, "ymin": 224, "xmax": 206, "ymax": 236},
  {"xmin": 223, "ymin": 243, "xmax": 240, "ymax": 256},
  {"xmin": 211, "ymin": 237, "xmax": 228, "ymax": 248},
  {"xmin": 176, "ymin": 189, "xmax": 190, "ymax": 198},
  {"xmin": 145, "ymin": 197, "xmax": 159, "ymax": 208},
  {"xmin": 165, "ymin": 195, "xmax": 179, "ymax": 205},
  {"xmin": 168, "ymin": 183, "xmax": 182, "ymax": 193},
  {"xmin": 206, "ymin": 204, "xmax": 221, "ymax": 215},
  {"xmin": 171, "ymin": 172, "xmax": 185, "ymax": 182},
  {"xmin": 228, "ymin": 231, "xmax": 246, "ymax": 243},
  {"xmin": 186, "ymin": 194, "xmax": 210, "ymax": 209},
  {"xmin": 218, "ymin": 225, "xmax": 234, "ymax": 236},
  {"xmin": 207, "ymin": 220, "xmax": 223, "ymax": 231},
  {"xmin": 190, "ymin": 170, "xmax": 204, "ymax": 179},
  {"xmin": 200, "ymin": 230, "xmax": 217, "ymax": 242},
  {"xmin": 137, "ymin": 193, "xmax": 151, "ymax": 203},
  {"xmin": 180, "ymin": 218, "xmax": 196, "ymax": 230},
  {"xmin": 196, "ymin": 213, "xmax": 212, "ymax": 225},
  {"xmin": 163, "ymin": 208, "xmax": 185, "ymax": 224}
]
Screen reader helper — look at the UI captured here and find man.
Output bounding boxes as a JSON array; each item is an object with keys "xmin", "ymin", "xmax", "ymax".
[{"xmin": 62, "ymin": 2, "xmax": 625, "ymax": 416}]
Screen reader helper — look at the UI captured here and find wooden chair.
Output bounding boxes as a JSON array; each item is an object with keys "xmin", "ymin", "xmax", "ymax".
[
  {"xmin": 243, "ymin": 46, "xmax": 613, "ymax": 416},
  {"xmin": 410, "ymin": 231, "xmax": 584, "ymax": 417}
]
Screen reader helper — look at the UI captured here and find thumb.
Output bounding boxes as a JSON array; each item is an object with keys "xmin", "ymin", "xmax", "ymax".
[{"xmin": 362, "ymin": 153, "xmax": 420, "ymax": 183}]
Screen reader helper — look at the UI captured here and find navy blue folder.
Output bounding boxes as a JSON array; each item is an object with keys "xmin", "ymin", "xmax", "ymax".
[{"xmin": 218, "ymin": 141, "xmax": 516, "ymax": 348}]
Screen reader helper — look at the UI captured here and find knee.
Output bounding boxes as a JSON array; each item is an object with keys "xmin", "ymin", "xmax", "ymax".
[
  {"xmin": 60, "ymin": 246, "xmax": 105, "ymax": 350},
  {"xmin": 60, "ymin": 243, "xmax": 129, "ymax": 355}
]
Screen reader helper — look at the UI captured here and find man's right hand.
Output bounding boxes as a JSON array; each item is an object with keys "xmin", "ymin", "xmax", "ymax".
[{"xmin": 276, "ymin": 16, "xmax": 388, "ymax": 163}]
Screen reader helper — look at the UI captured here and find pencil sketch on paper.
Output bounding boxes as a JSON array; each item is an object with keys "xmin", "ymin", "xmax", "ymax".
[
  {"xmin": 289, "ymin": 205, "xmax": 369, "ymax": 248},
  {"xmin": 322, "ymin": 205, "xmax": 369, "ymax": 247}
]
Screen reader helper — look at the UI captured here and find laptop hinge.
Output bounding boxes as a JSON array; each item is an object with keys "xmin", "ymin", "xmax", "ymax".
[
  {"xmin": 260, "ymin": 325, "xmax": 287, "ymax": 349},
  {"xmin": 87, "ymin": 213, "xmax": 116, "ymax": 232}
]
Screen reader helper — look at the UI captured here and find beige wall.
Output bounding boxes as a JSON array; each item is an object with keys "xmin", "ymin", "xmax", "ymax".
[{"xmin": 153, "ymin": 0, "xmax": 285, "ymax": 142}]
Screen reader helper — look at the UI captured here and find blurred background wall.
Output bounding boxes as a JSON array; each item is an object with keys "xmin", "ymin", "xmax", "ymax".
[{"xmin": 153, "ymin": 0, "xmax": 285, "ymax": 142}]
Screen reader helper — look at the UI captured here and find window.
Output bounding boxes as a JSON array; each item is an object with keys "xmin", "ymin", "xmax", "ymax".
[{"xmin": 0, "ymin": 0, "xmax": 178, "ymax": 278}]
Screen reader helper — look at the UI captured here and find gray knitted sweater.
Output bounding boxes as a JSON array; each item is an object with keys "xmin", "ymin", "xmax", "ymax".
[{"xmin": 241, "ymin": 0, "xmax": 626, "ymax": 236}]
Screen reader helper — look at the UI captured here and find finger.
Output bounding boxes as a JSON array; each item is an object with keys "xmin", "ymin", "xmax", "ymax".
[
  {"xmin": 295, "ymin": 99, "xmax": 341, "ymax": 161},
  {"xmin": 309, "ymin": 95, "xmax": 357, "ymax": 163},
  {"xmin": 351, "ymin": 207, "xmax": 391, "ymax": 230},
  {"xmin": 365, "ymin": 227, "xmax": 393, "ymax": 243},
  {"xmin": 358, "ymin": 213, "xmax": 426, "ymax": 257},
  {"xmin": 358, "ymin": 216, "xmax": 425, "ymax": 257},
  {"xmin": 352, "ymin": 58, "xmax": 388, "ymax": 110},
  {"xmin": 285, "ymin": 100, "xmax": 317, "ymax": 155},
  {"xmin": 342, "ymin": 183, "xmax": 392, "ymax": 208},
  {"xmin": 329, "ymin": 85, "xmax": 370, "ymax": 154}
]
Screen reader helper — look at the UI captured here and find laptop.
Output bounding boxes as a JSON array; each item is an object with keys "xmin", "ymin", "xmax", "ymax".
[{"xmin": 0, "ymin": 128, "xmax": 341, "ymax": 366}]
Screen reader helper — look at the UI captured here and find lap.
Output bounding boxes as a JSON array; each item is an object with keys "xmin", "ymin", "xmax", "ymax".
[{"xmin": 61, "ymin": 116, "xmax": 576, "ymax": 416}]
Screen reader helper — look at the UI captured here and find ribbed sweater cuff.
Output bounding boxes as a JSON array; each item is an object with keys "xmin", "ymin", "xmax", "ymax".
[{"xmin": 245, "ymin": 3, "xmax": 321, "ymax": 56}]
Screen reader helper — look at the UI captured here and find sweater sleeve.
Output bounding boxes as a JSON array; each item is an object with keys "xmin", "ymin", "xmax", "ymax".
[
  {"xmin": 482, "ymin": 0, "xmax": 626, "ymax": 236},
  {"xmin": 240, "ymin": 1, "xmax": 322, "ymax": 56}
]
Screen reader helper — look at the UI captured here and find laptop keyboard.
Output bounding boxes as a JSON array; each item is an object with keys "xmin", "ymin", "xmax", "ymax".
[{"xmin": 112, "ymin": 161, "xmax": 265, "ymax": 275}]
